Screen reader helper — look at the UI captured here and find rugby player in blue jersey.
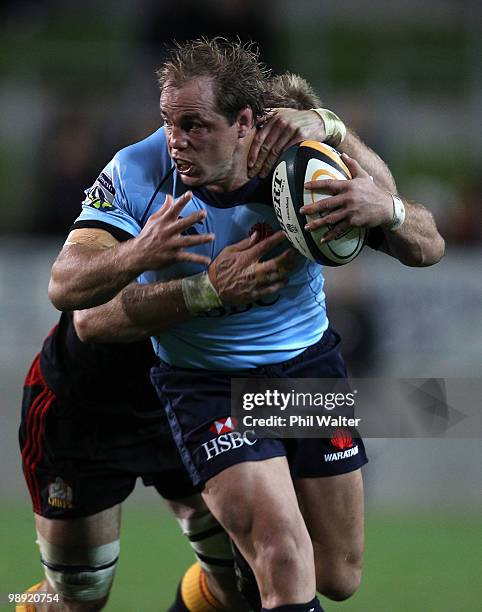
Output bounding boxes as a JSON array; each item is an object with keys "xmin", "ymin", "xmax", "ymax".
[
  {"xmin": 48, "ymin": 39, "xmax": 444, "ymax": 612},
  {"xmin": 18, "ymin": 73, "xmax": 329, "ymax": 612}
]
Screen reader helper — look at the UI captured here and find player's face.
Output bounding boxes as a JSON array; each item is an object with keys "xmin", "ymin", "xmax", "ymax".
[{"xmin": 160, "ymin": 77, "xmax": 243, "ymax": 192}]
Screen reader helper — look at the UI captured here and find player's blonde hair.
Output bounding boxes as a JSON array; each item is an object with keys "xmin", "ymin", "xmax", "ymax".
[
  {"xmin": 156, "ymin": 37, "xmax": 270, "ymax": 124},
  {"xmin": 265, "ymin": 72, "xmax": 322, "ymax": 110}
]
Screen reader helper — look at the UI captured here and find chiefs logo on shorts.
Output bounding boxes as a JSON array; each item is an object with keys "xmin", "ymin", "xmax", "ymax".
[
  {"xmin": 209, "ymin": 417, "xmax": 238, "ymax": 435},
  {"xmin": 47, "ymin": 477, "xmax": 74, "ymax": 509}
]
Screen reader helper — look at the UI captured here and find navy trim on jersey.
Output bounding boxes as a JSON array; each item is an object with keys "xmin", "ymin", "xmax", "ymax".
[
  {"xmin": 140, "ymin": 166, "xmax": 175, "ymax": 226},
  {"xmin": 71, "ymin": 220, "xmax": 134, "ymax": 242},
  {"xmin": 193, "ymin": 176, "xmax": 272, "ymax": 209}
]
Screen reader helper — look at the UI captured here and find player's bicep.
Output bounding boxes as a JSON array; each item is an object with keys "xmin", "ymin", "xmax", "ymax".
[{"xmin": 63, "ymin": 228, "xmax": 120, "ymax": 250}]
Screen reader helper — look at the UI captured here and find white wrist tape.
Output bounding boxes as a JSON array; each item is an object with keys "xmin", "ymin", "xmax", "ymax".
[
  {"xmin": 310, "ymin": 108, "xmax": 347, "ymax": 147},
  {"xmin": 181, "ymin": 271, "xmax": 222, "ymax": 315},
  {"xmin": 384, "ymin": 194, "xmax": 406, "ymax": 231}
]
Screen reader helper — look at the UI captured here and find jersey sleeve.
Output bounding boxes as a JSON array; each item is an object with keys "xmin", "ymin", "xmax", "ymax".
[
  {"xmin": 73, "ymin": 128, "xmax": 172, "ymax": 239},
  {"xmin": 73, "ymin": 154, "xmax": 142, "ymax": 239}
]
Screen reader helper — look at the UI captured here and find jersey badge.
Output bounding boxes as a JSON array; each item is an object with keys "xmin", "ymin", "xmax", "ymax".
[{"xmin": 84, "ymin": 172, "xmax": 116, "ymax": 211}]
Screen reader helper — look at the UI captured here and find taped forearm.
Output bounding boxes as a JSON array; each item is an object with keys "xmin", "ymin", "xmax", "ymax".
[
  {"xmin": 74, "ymin": 269, "xmax": 224, "ymax": 343},
  {"xmin": 181, "ymin": 271, "xmax": 222, "ymax": 314},
  {"xmin": 310, "ymin": 108, "xmax": 347, "ymax": 147}
]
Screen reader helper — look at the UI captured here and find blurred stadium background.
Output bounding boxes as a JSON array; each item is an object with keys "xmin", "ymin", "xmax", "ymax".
[{"xmin": 0, "ymin": 1, "xmax": 481, "ymax": 610}]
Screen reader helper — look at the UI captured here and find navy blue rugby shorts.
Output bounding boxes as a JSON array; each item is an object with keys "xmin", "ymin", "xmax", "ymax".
[{"xmin": 150, "ymin": 327, "xmax": 368, "ymax": 487}]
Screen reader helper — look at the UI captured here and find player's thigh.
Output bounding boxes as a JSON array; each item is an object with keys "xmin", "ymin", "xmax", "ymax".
[
  {"xmin": 202, "ymin": 456, "xmax": 309, "ymax": 557},
  {"xmin": 35, "ymin": 504, "xmax": 121, "ymax": 547},
  {"xmin": 202, "ymin": 457, "xmax": 317, "ymax": 605},
  {"xmin": 295, "ymin": 470, "xmax": 364, "ymax": 593}
]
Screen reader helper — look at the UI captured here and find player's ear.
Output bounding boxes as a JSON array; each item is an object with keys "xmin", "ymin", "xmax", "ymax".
[{"xmin": 236, "ymin": 106, "xmax": 254, "ymax": 138}]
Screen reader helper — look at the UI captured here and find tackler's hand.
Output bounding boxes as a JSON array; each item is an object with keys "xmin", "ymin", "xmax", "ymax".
[
  {"xmin": 248, "ymin": 108, "xmax": 327, "ymax": 179},
  {"xmin": 300, "ymin": 154, "xmax": 393, "ymax": 243},
  {"xmin": 208, "ymin": 230, "xmax": 297, "ymax": 305}
]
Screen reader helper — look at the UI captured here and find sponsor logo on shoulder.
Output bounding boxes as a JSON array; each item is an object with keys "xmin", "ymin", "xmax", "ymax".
[
  {"xmin": 98, "ymin": 172, "xmax": 115, "ymax": 196},
  {"xmin": 84, "ymin": 172, "xmax": 116, "ymax": 210},
  {"xmin": 324, "ymin": 428, "xmax": 358, "ymax": 462},
  {"xmin": 48, "ymin": 477, "xmax": 74, "ymax": 509},
  {"xmin": 203, "ymin": 420, "xmax": 257, "ymax": 461}
]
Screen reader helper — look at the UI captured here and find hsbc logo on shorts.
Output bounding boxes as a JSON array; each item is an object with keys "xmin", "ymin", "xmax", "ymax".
[
  {"xmin": 202, "ymin": 428, "xmax": 257, "ymax": 461},
  {"xmin": 209, "ymin": 417, "xmax": 238, "ymax": 435}
]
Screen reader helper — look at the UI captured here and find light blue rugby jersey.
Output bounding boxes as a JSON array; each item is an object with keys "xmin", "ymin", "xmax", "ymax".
[{"xmin": 75, "ymin": 128, "xmax": 329, "ymax": 369}]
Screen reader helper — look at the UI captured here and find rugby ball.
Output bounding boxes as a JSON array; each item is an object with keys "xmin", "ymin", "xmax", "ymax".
[{"xmin": 272, "ymin": 141, "xmax": 367, "ymax": 266}]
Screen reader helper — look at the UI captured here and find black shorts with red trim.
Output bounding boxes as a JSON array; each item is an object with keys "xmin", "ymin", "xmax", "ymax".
[
  {"xmin": 19, "ymin": 354, "xmax": 200, "ymax": 519},
  {"xmin": 150, "ymin": 327, "xmax": 368, "ymax": 487}
]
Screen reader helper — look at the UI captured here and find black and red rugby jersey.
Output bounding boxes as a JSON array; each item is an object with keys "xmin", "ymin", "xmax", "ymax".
[{"xmin": 39, "ymin": 312, "xmax": 161, "ymax": 415}]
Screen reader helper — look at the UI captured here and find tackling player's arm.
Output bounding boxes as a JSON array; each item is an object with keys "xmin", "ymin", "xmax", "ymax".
[
  {"xmin": 74, "ymin": 231, "xmax": 296, "ymax": 343},
  {"xmin": 377, "ymin": 196, "xmax": 445, "ymax": 267},
  {"xmin": 302, "ymin": 153, "xmax": 445, "ymax": 267},
  {"xmin": 74, "ymin": 278, "xmax": 188, "ymax": 342},
  {"xmin": 249, "ymin": 107, "xmax": 444, "ymax": 266},
  {"xmin": 248, "ymin": 108, "xmax": 395, "ymax": 191},
  {"xmin": 49, "ymin": 192, "xmax": 213, "ymax": 311},
  {"xmin": 337, "ymin": 128, "xmax": 396, "ymax": 192}
]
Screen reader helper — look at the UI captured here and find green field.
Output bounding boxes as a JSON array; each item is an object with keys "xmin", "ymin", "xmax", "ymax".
[{"xmin": 1, "ymin": 502, "xmax": 481, "ymax": 612}]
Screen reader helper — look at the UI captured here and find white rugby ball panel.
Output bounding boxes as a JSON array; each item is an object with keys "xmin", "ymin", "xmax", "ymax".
[
  {"xmin": 302, "ymin": 161, "xmax": 367, "ymax": 263},
  {"xmin": 272, "ymin": 141, "xmax": 367, "ymax": 266},
  {"xmin": 302, "ymin": 158, "xmax": 366, "ymax": 263}
]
